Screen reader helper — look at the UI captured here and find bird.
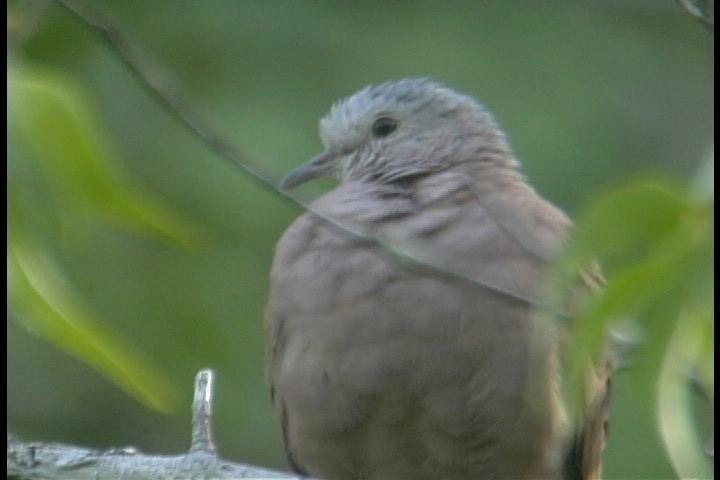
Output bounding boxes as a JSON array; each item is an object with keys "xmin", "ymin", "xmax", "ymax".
[{"xmin": 265, "ymin": 78, "xmax": 611, "ymax": 480}]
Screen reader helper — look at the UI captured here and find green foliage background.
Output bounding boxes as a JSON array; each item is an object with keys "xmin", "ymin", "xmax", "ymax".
[{"xmin": 7, "ymin": 1, "xmax": 713, "ymax": 478}]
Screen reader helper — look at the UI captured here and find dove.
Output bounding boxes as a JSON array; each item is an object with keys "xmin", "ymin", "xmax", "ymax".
[{"xmin": 265, "ymin": 78, "xmax": 610, "ymax": 480}]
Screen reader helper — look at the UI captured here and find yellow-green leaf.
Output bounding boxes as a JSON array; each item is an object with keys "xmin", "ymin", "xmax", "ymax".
[
  {"xmin": 8, "ymin": 229, "xmax": 181, "ymax": 413},
  {"xmin": 8, "ymin": 66, "xmax": 202, "ymax": 248}
]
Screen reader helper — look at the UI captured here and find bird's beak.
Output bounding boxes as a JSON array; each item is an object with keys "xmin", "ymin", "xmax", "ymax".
[{"xmin": 280, "ymin": 149, "xmax": 338, "ymax": 190}]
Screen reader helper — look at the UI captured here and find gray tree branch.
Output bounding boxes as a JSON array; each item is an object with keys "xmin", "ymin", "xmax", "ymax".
[{"xmin": 7, "ymin": 370, "xmax": 301, "ymax": 480}]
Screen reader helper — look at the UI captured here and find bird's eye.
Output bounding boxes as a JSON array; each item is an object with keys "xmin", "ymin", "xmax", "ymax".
[{"xmin": 371, "ymin": 117, "xmax": 398, "ymax": 138}]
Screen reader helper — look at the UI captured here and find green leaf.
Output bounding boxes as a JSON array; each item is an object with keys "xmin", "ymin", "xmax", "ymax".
[
  {"xmin": 8, "ymin": 66, "xmax": 203, "ymax": 248},
  {"xmin": 559, "ymin": 178, "xmax": 712, "ymax": 420},
  {"xmin": 8, "ymin": 227, "xmax": 181, "ymax": 413},
  {"xmin": 565, "ymin": 180, "xmax": 690, "ymax": 268},
  {"xmin": 657, "ymin": 310, "xmax": 713, "ymax": 479},
  {"xmin": 564, "ymin": 252, "xmax": 687, "ymax": 416}
]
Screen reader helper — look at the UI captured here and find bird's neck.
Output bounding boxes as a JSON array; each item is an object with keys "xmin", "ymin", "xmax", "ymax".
[{"xmin": 448, "ymin": 151, "xmax": 526, "ymax": 188}]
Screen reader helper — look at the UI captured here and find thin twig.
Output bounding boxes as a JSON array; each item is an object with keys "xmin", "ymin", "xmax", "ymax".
[
  {"xmin": 677, "ymin": 0, "xmax": 714, "ymax": 31},
  {"xmin": 190, "ymin": 369, "xmax": 216, "ymax": 454},
  {"xmin": 53, "ymin": 0, "xmax": 569, "ymax": 319}
]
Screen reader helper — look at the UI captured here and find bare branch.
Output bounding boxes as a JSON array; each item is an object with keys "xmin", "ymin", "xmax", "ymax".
[
  {"xmin": 51, "ymin": 0, "xmax": 569, "ymax": 319},
  {"xmin": 7, "ymin": 369, "xmax": 302, "ymax": 480},
  {"xmin": 677, "ymin": 0, "xmax": 714, "ymax": 30}
]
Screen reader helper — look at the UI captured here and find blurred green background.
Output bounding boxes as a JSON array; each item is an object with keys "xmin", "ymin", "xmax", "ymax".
[{"xmin": 7, "ymin": 1, "xmax": 713, "ymax": 478}]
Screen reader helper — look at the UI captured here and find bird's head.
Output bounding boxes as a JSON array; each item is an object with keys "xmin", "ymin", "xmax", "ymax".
[{"xmin": 281, "ymin": 78, "xmax": 516, "ymax": 190}]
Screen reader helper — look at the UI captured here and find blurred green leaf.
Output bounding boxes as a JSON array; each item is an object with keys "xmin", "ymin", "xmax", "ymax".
[
  {"xmin": 565, "ymin": 180, "xmax": 690, "ymax": 267},
  {"xmin": 688, "ymin": 149, "xmax": 714, "ymax": 400},
  {"xmin": 565, "ymin": 250, "xmax": 688, "ymax": 415},
  {"xmin": 8, "ymin": 66, "xmax": 202, "ymax": 248},
  {"xmin": 657, "ymin": 308, "xmax": 713, "ymax": 479},
  {"xmin": 8, "ymin": 222, "xmax": 181, "ymax": 413},
  {"xmin": 555, "ymin": 174, "xmax": 713, "ymax": 478}
]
